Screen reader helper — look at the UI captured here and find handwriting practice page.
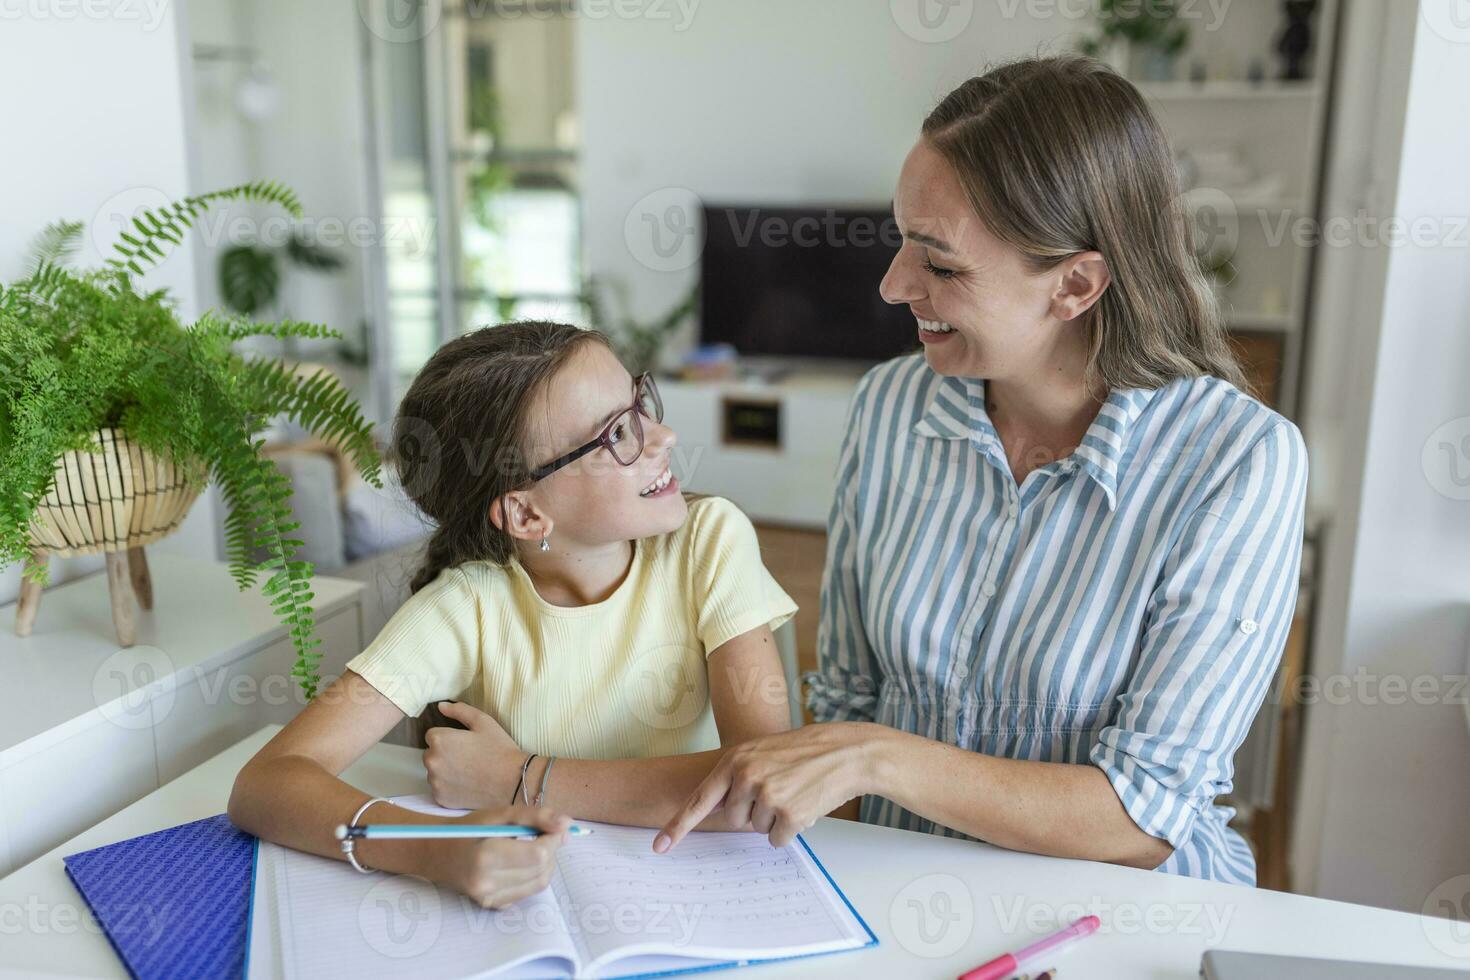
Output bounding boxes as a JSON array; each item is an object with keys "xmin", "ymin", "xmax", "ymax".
[
  {"xmin": 551, "ymin": 819, "xmax": 871, "ymax": 974},
  {"xmin": 247, "ymin": 794, "xmax": 873, "ymax": 979}
]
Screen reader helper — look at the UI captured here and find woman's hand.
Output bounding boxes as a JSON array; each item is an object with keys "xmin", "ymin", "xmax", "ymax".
[
  {"xmin": 424, "ymin": 700, "xmax": 526, "ymax": 809},
  {"xmin": 652, "ymin": 722, "xmax": 878, "ymax": 853},
  {"xmin": 421, "ymin": 805, "xmax": 569, "ymax": 908}
]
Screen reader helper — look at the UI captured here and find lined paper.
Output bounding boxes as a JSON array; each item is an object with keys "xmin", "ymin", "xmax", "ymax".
[
  {"xmin": 553, "ymin": 820, "xmax": 862, "ymax": 970},
  {"xmin": 267, "ymin": 839, "xmax": 574, "ymax": 978},
  {"xmin": 248, "ymin": 794, "xmax": 871, "ymax": 979}
]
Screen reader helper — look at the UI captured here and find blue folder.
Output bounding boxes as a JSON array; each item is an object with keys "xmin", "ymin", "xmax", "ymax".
[{"xmin": 62, "ymin": 813, "xmax": 256, "ymax": 980}]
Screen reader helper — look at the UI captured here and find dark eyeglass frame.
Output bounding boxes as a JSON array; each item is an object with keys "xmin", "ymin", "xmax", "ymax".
[{"xmin": 527, "ymin": 372, "xmax": 663, "ymax": 482}]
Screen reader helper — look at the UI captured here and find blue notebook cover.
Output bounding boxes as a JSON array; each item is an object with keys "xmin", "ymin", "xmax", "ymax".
[{"xmin": 62, "ymin": 813, "xmax": 256, "ymax": 980}]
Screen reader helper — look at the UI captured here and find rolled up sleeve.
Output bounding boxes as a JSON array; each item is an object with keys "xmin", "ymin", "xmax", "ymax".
[
  {"xmin": 1090, "ymin": 420, "xmax": 1309, "ymax": 850},
  {"xmin": 803, "ymin": 378, "xmax": 882, "ymax": 723}
]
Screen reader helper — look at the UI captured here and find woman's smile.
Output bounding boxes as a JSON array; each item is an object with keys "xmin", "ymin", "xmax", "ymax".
[{"xmin": 916, "ymin": 315, "xmax": 959, "ymax": 344}]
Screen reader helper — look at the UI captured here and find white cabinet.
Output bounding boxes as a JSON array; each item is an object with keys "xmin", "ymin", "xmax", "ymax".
[
  {"xmin": 659, "ymin": 372, "xmax": 859, "ymax": 529},
  {"xmin": 0, "ymin": 555, "xmax": 364, "ymax": 876},
  {"xmin": 0, "ymin": 715, "xmax": 158, "ymax": 874},
  {"xmin": 152, "ymin": 605, "xmax": 362, "ymax": 785}
]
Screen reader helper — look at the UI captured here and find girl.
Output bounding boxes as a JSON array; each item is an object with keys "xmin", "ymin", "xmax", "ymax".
[{"xmin": 228, "ymin": 321, "xmax": 798, "ymax": 907}]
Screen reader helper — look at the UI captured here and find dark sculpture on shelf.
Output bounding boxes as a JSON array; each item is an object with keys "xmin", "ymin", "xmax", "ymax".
[{"xmin": 1277, "ymin": 0, "xmax": 1317, "ymax": 81}]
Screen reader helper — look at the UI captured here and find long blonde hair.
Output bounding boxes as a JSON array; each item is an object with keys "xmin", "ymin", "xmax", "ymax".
[{"xmin": 922, "ymin": 55, "xmax": 1248, "ymax": 393}]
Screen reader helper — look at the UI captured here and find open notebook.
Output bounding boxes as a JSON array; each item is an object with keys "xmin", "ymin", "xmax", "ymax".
[{"xmin": 246, "ymin": 794, "xmax": 876, "ymax": 979}]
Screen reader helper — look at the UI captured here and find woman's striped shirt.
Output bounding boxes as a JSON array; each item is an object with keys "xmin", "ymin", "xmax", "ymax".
[{"xmin": 802, "ymin": 353, "xmax": 1308, "ymax": 885}]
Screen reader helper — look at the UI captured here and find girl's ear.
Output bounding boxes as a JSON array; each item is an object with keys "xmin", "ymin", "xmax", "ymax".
[{"xmin": 489, "ymin": 492, "xmax": 552, "ymax": 542}]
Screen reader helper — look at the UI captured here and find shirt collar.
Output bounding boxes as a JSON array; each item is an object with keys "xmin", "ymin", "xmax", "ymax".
[
  {"xmin": 910, "ymin": 375, "xmax": 977, "ymax": 441},
  {"xmin": 1069, "ymin": 386, "xmax": 1159, "ymax": 508},
  {"xmin": 912, "ymin": 375, "xmax": 1159, "ymax": 510}
]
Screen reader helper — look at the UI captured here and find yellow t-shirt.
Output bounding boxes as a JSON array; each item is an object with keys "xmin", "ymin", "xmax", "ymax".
[{"xmin": 345, "ymin": 495, "xmax": 798, "ymax": 760}]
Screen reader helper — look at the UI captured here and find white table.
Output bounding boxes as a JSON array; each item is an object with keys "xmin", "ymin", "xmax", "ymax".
[{"xmin": 1, "ymin": 725, "xmax": 1466, "ymax": 979}]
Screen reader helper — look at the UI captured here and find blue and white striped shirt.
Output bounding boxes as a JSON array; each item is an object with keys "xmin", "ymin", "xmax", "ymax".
[{"xmin": 802, "ymin": 354, "xmax": 1308, "ymax": 885}]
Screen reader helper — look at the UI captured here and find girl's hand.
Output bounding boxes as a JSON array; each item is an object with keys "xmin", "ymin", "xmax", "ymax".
[
  {"xmin": 424, "ymin": 701, "xmax": 526, "ymax": 809},
  {"xmin": 423, "ymin": 805, "xmax": 570, "ymax": 908},
  {"xmin": 653, "ymin": 722, "xmax": 877, "ymax": 853}
]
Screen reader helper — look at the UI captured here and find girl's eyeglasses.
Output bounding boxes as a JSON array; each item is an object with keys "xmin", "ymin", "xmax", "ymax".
[{"xmin": 528, "ymin": 373, "xmax": 663, "ymax": 482}]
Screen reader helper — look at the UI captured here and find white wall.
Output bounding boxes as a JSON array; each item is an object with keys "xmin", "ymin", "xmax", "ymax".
[
  {"xmin": 184, "ymin": 0, "xmax": 383, "ymax": 563},
  {"xmin": 575, "ymin": 2, "xmax": 1085, "ymax": 360},
  {"xmin": 1293, "ymin": 1, "xmax": 1470, "ymax": 911},
  {"xmin": 577, "ymin": 1, "xmax": 1318, "ymax": 369},
  {"xmin": 186, "ymin": 0, "xmax": 376, "ymax": 352},
  {"xmin": 0, "ymin": 2, "xmax": 221, "ymax": 606}
]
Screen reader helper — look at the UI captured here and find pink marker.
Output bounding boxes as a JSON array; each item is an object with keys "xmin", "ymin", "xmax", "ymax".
[{"xmin": 957, "ymin": 914, "xmax": 1100, "ymax": 980}]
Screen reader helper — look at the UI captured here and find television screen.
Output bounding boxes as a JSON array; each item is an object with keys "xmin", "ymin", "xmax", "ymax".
[{"xmin": 698, "ymin": 204, "xmax": 919, "ymax": 362}]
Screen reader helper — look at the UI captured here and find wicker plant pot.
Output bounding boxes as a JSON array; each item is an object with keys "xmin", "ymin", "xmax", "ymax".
[{"xmin": 15, "ymin": 427, "xmax": 207, "ymax": 646}]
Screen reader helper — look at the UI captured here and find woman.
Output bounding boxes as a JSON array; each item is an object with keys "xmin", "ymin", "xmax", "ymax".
[{"xmin": 653, "ymin": 55, "xmax": 1308, "ymax": 886}]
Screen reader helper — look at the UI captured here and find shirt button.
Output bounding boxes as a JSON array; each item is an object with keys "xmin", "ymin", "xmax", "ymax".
[
  {"xmin": 1007, "ymin": 502, "xmax": 1018, "ymax": 518},
  {"xmin": 1239, "ymin": 618, "xmax": 1258, "ymax": 635},
  {"xmin": 981, "ymin": 582, "xmax": 996, "ymax": 598},
  {"xmin": 953, "ymin": 663, "xmax": 969, "ymax": 678}
]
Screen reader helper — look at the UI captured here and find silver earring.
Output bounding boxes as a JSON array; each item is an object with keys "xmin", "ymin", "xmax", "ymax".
[{"xmin": 539, "ymin": 536, "xmax": 550, "ymax": 552}]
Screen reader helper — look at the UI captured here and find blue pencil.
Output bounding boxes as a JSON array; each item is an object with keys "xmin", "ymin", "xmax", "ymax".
[{"xmin": 334, "ymin": 822, "xmax": 593, "ymax": 841}]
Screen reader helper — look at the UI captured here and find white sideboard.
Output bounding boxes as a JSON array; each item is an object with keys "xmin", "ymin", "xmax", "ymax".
[
  {"xmin": 0, "ymin": 554, "xmax": 364, "ymax": 877},
  {"xmin": 659, "ymin": 370, "xmax": 861, "ymax": 529}
]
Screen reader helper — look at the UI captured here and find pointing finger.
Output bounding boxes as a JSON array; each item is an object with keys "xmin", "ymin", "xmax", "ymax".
[{"xmin": 653, "ymin": 762, "xmax": 732, "ymax": 853}]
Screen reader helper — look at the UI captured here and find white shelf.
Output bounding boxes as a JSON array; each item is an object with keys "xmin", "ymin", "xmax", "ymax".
[
  {"xmin": 1184, "ymin": 189, "xmax": 1307, "ymax": 213},
  {"xmin": 0, "ymin": 553, "xmax": 363, "ymax": 767},
  {"xmin": 1227, "ymin": 311, "xmax": 1297, "ymax": 332},
  {"xmin": 1137, "ymin": 79, "xmax": 1322, "ymax": 101},
  {"xmin": 661, "ymin": 366, "xmax": 868, "ymax": 395}
]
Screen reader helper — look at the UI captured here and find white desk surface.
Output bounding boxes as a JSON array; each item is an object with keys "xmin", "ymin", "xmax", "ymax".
[{"xmin": 1, "ymin": 725, "xmax": 1465, "ymax": 979}]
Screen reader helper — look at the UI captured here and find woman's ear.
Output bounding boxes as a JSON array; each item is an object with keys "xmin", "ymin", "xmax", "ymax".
[
  {"xmin": 1050, "ymin": 250, "xmax": 1110, "ymax": 322},
  {"xmin": 489, "ymin": 492, "xmax": 552, "ymax": 543}
]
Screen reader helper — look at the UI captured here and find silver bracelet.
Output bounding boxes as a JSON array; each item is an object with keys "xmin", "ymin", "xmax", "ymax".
[
  {"xmin": 340, "ymin": 797, "xmax": 391, "ymax": 874},
  {"xmin": 532, "ymin": 756, "xmax": 556, "ymax": 807},
  {"xmin": 519, "ymin": 754, "xmax": 539, "ymax": 806}
]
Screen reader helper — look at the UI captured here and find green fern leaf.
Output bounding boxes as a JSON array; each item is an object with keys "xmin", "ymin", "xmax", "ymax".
[{"xmin": 25, "ymin": 221, "xmax": 83, "ymax": 276}]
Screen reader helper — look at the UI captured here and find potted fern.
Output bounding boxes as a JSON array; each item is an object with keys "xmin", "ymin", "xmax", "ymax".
[{"xmin": 0, "ymin": 182, "xmax": 382, "ymax": 698}]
